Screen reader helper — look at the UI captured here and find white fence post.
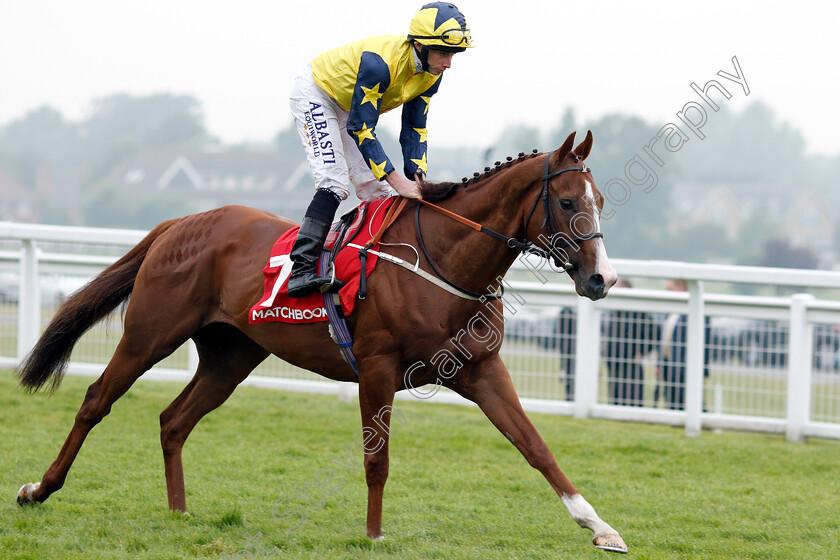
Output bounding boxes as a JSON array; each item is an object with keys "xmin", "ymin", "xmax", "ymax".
[
  {"xmin": 786, "ymin": 293, "xmax": 814, "ymax": 443},
  {"xmin": 17, "ymin": 239, "xmax": 41, "ymax": 361},
  {"xmin": 574, "ymin": 296, "xmax": 600, "ymax": 419},
  {"xmin": 684, "ymin": 280, "xmax": 705, "ymax": 437}
]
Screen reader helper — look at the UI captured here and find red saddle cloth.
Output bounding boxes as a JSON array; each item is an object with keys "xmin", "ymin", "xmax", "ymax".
[{"xmin": 249, "ymin": 197, "xmax": 396, "ymax": 324}]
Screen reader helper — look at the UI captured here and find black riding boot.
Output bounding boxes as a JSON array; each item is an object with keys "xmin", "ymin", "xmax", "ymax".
[{"xmin": 287, "ymin": 188, "xmax": 343, "ymax": 298}]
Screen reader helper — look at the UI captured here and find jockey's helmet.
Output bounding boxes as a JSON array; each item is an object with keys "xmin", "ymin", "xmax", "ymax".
[{"xmin": 408, "ymin": 2, "xmax": 474, "ymax": 53}]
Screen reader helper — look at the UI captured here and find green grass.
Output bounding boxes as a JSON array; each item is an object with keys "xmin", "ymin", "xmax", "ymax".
[{"xmin": 1, "ymin": 370, "xmax": 839, "ymax": 560}]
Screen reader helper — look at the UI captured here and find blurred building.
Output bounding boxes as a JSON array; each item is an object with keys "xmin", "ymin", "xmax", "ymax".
[
  {"xmin": 105, "ymin": 145, "xmax": 314, "ymax": 221},
  {"xmin": 675, "ymin": 180, "xmax": 836, "ymax": 264}
]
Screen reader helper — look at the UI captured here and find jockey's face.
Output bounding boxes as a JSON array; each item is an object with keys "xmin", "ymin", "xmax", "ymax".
[{"xmin": 425, "ymin": 49, "xmax": 454, "ymax": 75}]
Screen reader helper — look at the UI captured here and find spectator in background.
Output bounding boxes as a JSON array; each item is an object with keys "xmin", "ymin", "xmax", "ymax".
[
  {"xmin": 656, "ymin": 279, "xmax": 711, "ymax": 410},
  {"xmin": 602, "ymin": 279, "xmax": 660, "ymax": 406}
]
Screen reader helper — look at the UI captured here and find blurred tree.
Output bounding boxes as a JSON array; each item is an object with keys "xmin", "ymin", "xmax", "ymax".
[
  {"xmin": 733, "ymin": 211, "xmax": 785, "ymax": 266},
  {"xmin": 811, "ymin": 153, "xmax": 840, "ymax": 208},
  {"xmin": 677, "ymin": 101, "xmax": 806, "ymax": 186},
  {"xmin": 84, "ymin": 93, "xmax": 207, "ymax": 151},
  {"xmin": 79, "ymin": 140, "xmax": 141, "ymax": 188},
  {"xmin": 274, "ymin": 124, "xmax": 303, "ymax": 154},
  {"xmin": 0, "ymin": 149, "xmax": 40, "ymax": 188},
  {"xmin": 548, "ymin": 106, "xmax": 577, "ymax": 148},
  {"xmin": 0, "ymin": 106, "xmax": 84, "ymax": 176},
  {"xmin": 660, "ymin": 223, "xmax": 733, "ymax": 262},
  {"xmin": 487, "ymin": 124, "xmax": 543, "ymax": 164},
  {"xmin": 581, "ymin": 113, "xmax": 678, "ymax": 259},
  {"xmin": 81, "ymin": 181, "xmax": 191, "ymax": 229}
]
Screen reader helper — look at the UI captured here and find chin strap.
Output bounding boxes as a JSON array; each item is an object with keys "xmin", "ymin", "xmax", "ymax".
[{"xmin": 420, "ymin": 47, "xmax": 430, "ymax": 72}]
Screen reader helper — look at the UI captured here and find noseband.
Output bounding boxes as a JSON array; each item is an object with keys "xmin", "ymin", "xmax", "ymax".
[{"xmin": 524, "ymin": 149, "xmax": 604, "ymax": 266}]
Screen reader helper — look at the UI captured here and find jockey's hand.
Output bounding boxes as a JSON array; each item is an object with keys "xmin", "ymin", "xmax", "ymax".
[{"xmin": 386, "ymin": 171, "xmax": 423, "ymax": 199}]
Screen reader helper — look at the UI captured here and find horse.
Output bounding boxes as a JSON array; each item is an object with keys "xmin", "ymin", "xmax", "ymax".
[{"xmin": 15, "ymin": 131, "xmax": 626, "ymax": 553}]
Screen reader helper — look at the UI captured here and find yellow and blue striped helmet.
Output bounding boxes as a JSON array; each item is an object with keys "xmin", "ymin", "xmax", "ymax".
[{"xmin": 408, "ymin": 2, "xmax": 474, "ymax": 51}]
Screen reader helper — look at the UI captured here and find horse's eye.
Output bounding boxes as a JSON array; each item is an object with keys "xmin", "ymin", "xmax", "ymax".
[{"xmin": 559, "ymin": 200, "xmax": 574, "ymax": 211}]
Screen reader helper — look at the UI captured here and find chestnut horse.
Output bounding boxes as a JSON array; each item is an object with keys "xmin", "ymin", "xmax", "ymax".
[{"xmin": 16, "ymin": 131, "xmax": 626, "ymax": 553}]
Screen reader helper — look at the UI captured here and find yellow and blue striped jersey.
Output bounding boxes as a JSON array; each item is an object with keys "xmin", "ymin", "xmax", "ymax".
[{"xmin": 311, "ymin": 35, "xmax": 442, "ymax": 180}]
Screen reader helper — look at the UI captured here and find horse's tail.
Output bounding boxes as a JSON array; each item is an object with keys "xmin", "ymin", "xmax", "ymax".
[{"xmin": 16, "ymin": 218, "xmax": 179, "ymax": 393}]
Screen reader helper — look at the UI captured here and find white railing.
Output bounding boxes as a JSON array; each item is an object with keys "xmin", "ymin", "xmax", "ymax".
[{"xmin": 1, "ymin": 221, "xmax": 839, "ymax": 442}]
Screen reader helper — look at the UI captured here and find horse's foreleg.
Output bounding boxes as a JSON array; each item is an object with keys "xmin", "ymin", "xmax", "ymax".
[
  {"xmin": 455, "ymin": 355, "xmax": 627, "ymax": 553},
  {"xmin": 356, "ymin": 355, "xmax": 401, "ymax": 540}
]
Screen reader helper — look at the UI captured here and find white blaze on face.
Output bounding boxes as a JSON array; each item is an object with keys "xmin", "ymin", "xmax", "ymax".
[{"xmin": 584, "ymin": 180, "xmax": 617, "ymax": 286}]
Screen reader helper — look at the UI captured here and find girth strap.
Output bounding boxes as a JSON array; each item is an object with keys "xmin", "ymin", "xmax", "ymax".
[{"xmin": 318, "ymin": 250, "xmax": 359, "ymax": 377}]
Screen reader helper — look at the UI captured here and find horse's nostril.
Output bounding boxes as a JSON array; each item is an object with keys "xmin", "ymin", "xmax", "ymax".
[{"xmin": 588, "ymin": 274, "xmax": 605, "ymax": 291}]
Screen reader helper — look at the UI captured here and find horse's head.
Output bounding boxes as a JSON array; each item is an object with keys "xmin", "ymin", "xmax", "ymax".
[{"xmin": 525, "ymin": 131, "xmax": 617, "ymax": 300}]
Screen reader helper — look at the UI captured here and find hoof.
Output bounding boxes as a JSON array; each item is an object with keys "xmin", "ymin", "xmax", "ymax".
[
  {"xmin": 17, "ymin": 482, "xmax": 40, "ymax": 505},
  {"xmin": 593, "ymin": 532, "xmax": 628, "ymax": 554}
]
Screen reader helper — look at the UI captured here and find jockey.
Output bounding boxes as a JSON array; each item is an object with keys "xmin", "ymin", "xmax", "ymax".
[{"xmin": 286, "ymin": 2, "xmax": 474, "ymax": 298}]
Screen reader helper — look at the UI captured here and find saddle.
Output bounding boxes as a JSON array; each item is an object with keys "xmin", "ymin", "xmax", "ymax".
[
  {"xmin": 324, "ymin": 203, "xmax": 369, "ymax": 252},
  {"xmin": 249, "ymin": 197, "xmax": 396, "ymax": 325}
]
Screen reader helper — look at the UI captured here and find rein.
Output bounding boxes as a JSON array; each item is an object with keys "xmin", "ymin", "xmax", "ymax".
[
  {"xmin": 358, "ymin": 150, "xmax": 605, "ymax": 300},
  {"xmin": 414, "ymin": 202, "xmax": 505, "ymax": 300}
]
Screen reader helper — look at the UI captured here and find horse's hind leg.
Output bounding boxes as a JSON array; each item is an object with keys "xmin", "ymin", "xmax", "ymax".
[
  {"xmin": 17, "ymin": 335, "xmax": 180, "ymax": 506},
  {"xmin": 159, "ymin": 325, "xmax": 267, "ymax": 512}
]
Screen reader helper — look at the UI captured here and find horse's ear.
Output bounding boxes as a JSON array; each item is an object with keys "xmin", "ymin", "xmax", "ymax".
[
  {"xmin": 554, "ymin": 131, "xmax": 576, "ymax": 163},
  {"xmin": 573, "ymin": 130, "xmax": 594, "ymax": 161}
]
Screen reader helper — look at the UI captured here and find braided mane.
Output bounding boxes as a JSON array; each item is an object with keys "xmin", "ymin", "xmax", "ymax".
[{"xmin": 421, "ymin": 149, "xmax": 543, "ymax": 203}]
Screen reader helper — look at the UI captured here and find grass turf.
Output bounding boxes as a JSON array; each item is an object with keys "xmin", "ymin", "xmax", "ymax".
[{"xmin": 1, "ymin": 370, "xmax": 838, "ymax": 559}]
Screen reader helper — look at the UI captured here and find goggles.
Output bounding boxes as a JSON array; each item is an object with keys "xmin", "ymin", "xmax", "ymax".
[{"xmin": 412, "ymin": 27, "xmax": 472, "ymax": 46}]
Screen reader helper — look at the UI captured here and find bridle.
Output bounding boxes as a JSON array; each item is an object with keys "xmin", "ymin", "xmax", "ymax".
[
  {"xmin": 523, "ymin": 149, "xmax": 604, "ymax": 265},
  {"xmin": 413, "ymin": 150, "xmax": 605, "ymax": 300}
]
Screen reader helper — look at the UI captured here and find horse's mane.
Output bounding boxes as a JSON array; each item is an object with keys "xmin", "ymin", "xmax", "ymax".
[{"xmin": 422, "ymin": 149, "xmax": 543, "ymax": 203}]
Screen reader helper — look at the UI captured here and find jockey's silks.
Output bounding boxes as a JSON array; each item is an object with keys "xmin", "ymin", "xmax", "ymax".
[{"xmin": 311, "ymin": 35, "xmax": 441, "ymax": 179}]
